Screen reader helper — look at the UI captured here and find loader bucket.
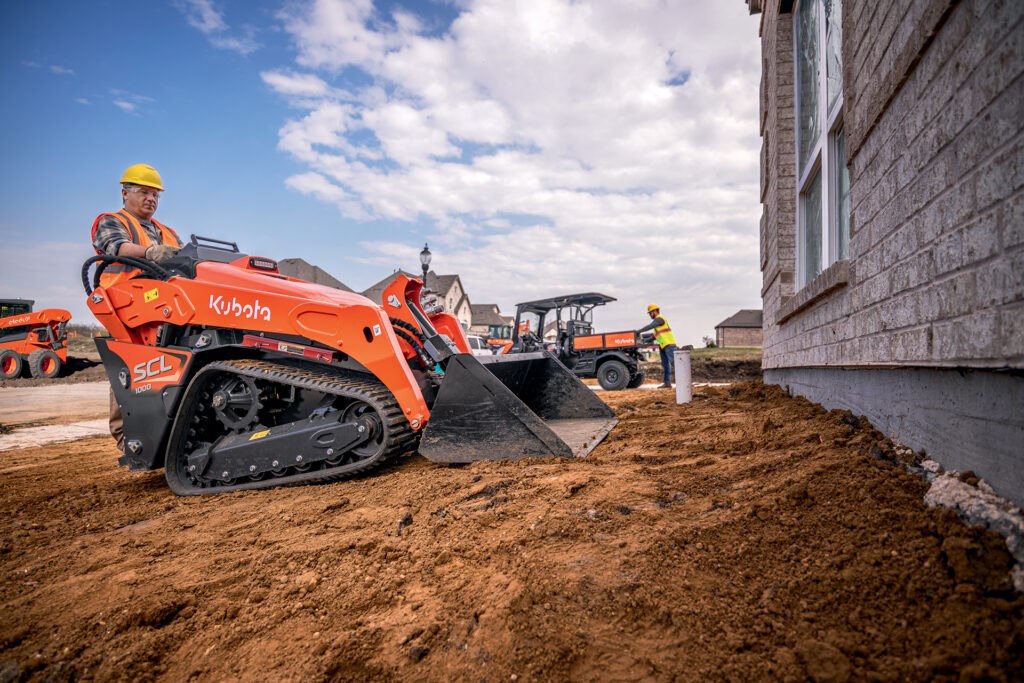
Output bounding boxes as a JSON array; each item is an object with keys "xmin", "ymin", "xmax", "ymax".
[{"xmin": 419, "ymin": 351, "xmax": 618, "ymax": 463}]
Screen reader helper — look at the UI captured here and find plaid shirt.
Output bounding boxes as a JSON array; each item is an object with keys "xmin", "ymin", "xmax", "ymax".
[{"xmin": 92, "ymin": 212, "xmax": 182, "ymax": 256}]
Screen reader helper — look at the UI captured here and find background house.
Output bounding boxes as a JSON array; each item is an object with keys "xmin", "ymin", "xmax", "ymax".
[
  {"xmin": 714, "ymin": 309, "xmax": 764, "ymax": 347},
  {"xmin": 278, "ymin": 259, "xmax": 489, "ymax": 333},
  {"xmin": 469, "ymin": 304, "xmax": 513, "ymax": 339},
  {"xmin": 748, "ymin": 0, "xmax": 1023, "ymax": 503},
  {"xmin": 277, "ymin": 258, "xmax": 355, "ymax": 292},
  {"xmin": 358, "ymin": 270, "xmax": 474, "ymax": 330}
]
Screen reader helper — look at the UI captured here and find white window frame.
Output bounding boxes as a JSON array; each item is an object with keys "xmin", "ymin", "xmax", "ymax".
[{"xmin": 794, "ymin": 0, "xmax": 847, "ymax": 288}]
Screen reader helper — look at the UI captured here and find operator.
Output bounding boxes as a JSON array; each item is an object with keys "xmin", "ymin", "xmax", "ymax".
[
  {"xmin": 637, "ymin": 303, "xmax": 677, "ymax": 389},
  {"xmin": 91, "ymin": 163, "xmax": 182, "ymax": 452}
]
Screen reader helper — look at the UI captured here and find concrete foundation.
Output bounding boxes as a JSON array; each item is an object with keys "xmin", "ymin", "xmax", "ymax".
[{"xmin": 764, "ymin": 367, "xmax": 1024, "ymax": 507}]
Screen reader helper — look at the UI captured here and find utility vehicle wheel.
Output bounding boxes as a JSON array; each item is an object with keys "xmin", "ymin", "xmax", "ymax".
[
  {"xmin": 28, "ymin": 349, "xmax": 62, "ymax": 379},
  {"xmin": 627, "ymin": 369, "xmax": 645, "ymax": 388},
  {"xmin": 0, "ymin": 350, "xmax": 23, "ymax": 379},
  {"xmin": 597, "ymin": 360, "xmax": 629, "ymax": 391}
]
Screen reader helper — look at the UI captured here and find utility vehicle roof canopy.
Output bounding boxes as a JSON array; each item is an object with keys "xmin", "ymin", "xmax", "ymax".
[{"xmin": 516, "ymin": 293, "xmax": 615, "ymax": 313}]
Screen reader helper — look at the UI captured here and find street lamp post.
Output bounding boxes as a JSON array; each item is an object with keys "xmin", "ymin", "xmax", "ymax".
[{"xmin": 419, "ymin": 243, "xmax": 431, "ymax": 284}]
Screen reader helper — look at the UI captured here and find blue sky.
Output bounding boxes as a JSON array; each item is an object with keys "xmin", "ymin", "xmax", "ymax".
[{"xmin": 0, "ymin": 0, "xmax": 762, "ymax": 344}]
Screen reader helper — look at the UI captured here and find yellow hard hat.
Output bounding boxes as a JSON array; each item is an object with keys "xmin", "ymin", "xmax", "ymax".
[
  {"xmin": 647, "ymin": 304, "xmax": 660, "ymax": 313},
  {"xmin": 120, "ymin": 163, "xmax": 164, "ymax": 191}
]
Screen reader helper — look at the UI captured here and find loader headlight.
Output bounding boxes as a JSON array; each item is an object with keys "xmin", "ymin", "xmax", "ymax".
[{"xmin": 248, "ymin": 257, "xmax": 278, "ymax": 271}]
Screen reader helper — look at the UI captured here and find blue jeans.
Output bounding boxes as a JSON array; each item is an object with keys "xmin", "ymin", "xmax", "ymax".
[{"xmin": 659, "ymin": 344, "xmax": 676, "ymax": 384}]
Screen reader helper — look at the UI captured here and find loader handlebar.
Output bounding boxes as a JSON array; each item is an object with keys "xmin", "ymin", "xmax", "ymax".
[{"xmin": 81, "ymin": 254, "xmax": 173, "ymax": 294}]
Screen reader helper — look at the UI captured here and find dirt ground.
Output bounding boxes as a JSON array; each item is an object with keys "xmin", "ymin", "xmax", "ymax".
[
  {"xmin": 0, "ymin": 355, "xmax": 106, "ymax": 389},
  {"xmin": 1, "ymin": 382, "xmax": 1021, "ymax": 682},
  {"xmin": 639, "ymin": 358, "xmax": 762, "ymax": 382}
]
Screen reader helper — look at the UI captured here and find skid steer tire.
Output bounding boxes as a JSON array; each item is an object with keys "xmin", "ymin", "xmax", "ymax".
[
  {"xmin": 0, "ymin": 350, "xmax": 23, "ymax": 379},
  {"xmin": 29, "ymin": 349, "xmax": 62, "ymax": 379},
  {"xmin": 597, "ymin": 360, "xmax": 629, "ymax": 391}
]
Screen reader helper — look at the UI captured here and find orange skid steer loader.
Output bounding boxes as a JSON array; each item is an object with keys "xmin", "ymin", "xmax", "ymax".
[
  {"xmin": 0, "ymin": 299, "xmax": 71, "ymax": 379},
  {"xmin": 83, "ymin": 237, "xmax": 616, "ymax": 495}
]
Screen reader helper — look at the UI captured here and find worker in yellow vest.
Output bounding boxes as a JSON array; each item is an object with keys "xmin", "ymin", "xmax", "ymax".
[
  {"xmin": 91, "ymin": 164, "xmax": 182, "ymax": 288},
  {"xmin": 637, "ymin": 304, "xmax": 677, "ymax": 388},
  {"xmin": 90, "ymin": 164, "xmax": 183, "ymax": 451}
]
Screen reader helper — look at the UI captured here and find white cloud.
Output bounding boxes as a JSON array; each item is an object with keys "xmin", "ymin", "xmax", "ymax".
[
  {"xmin": 178, "ymin": 0, "xmax": 226, "ymax": 33},
  {"xmin": 268, "ymin": 0, "xmax": 763, "ymax": 341},
  {"xmin": 110, "ymin": 91, "xmax": 154, "ymax": 114},
  {"xmin": 176, "ymin": 0, "xmax": 261, "ymax": 55},
  {"xmin": 23, "ymin": 61, "xmax": 75, "ymax": 75},
  {"xmin": 210, "ymin": 29, "xmax": 260, "ymax": 56},
  {"xmin": 261, "ymin": 70, "xmax": 333, "ymax": 98},
  {"xmin": 75, "ymin": 98, "xmax": 91, "ymax": 105}
]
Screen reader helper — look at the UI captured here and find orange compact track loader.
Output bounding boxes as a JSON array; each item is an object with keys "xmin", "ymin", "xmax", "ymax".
[
  {"xmin": 83, "ymin": 236, "xmax": 616, "ymax": 495},
  {"xmin": 0, "ymin": 299, "xmax": 71, "ymax": 379}
]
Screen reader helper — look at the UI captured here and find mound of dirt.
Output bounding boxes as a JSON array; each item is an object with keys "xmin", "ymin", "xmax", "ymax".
[
  {"xmin": 0, "ymin": 382, "xmax": 1020, "ymax": 681},
  {"xmin": 640, "ymin": 357, "xmax": 762, "ymax": 382}
]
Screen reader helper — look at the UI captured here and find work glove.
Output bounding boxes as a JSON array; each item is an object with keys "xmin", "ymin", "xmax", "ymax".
[{"xmin": 145, "ymin": 244, "xmax": 181, "ymax": 263}]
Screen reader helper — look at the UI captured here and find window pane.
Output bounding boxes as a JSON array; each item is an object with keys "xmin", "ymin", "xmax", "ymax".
[
  {"xmin": 797, "ymin": 0, "xmax": 821, "ymax": 173},
  {"xmin": 825, "ymin": 0, "xmax": 843, "ymax": 112},
  {"xmin": 802, "ymin": 168, "xmax": 823, "ymax": 285},
  {"xmin": 835, "ymin": 127, "xmax": 850, "ymax": 259}
]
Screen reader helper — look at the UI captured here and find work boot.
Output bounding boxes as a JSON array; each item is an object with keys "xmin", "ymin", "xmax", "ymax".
[{"xmin": 658, "ymin": 382, "xmax": 672, "ymax": 389}]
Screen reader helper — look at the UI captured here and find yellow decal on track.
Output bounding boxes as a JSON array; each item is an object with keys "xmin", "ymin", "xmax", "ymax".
[
  {"xmin": 249, "ymin": 429, "xmax": 271, "ymax": 441},
  {"xmin": 144, "ymin": 288, "xmax": 160, "ymax": 303}
]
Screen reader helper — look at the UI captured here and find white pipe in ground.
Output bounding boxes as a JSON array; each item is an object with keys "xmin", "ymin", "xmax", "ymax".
[{"xmin": 674, "ymin": 348, "xmax": 692, "ymax": 404}]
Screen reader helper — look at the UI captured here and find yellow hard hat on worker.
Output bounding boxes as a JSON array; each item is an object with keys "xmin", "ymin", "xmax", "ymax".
[
  {"xmin": 647, "ymin": 304, "xmax": 660, "ymax": 313},
  {"xmin": 120, "ymin": 163, "xmax": 164, "ymax": 191}
]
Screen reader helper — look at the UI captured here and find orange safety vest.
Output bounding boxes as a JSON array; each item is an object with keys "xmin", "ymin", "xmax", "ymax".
[
  {"xmin": 653, "ymin": 316, "xmax": 676, "ymax": 349},
  {"xmin": 90, "ymin": 209, "xmax": 181, "ymax": 288}
]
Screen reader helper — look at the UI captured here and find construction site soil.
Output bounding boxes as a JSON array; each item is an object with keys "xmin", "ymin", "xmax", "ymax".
[
  {"xmin": 2, "ymin": 382, "xmax": 1021, "ymax": 682},
  {"xmin": 642, "ymin": 357, "xmax": 762, "ymax": 383},
  {"xmin": 0, "ymin": 356, "xmax": 106, "ymax": 388}
]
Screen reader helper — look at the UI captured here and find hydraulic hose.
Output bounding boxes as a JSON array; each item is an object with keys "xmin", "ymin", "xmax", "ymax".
[
  {"xmin": 81, "ymin": 254, "xmax": 172, "ymax": 294},
  {"xmin": 390, "ymin": 325, "xmax": 432, "ymax": 369},
  {"xmin": 389, "ymin": 317, "xmax": 426, "ymax": 341}
]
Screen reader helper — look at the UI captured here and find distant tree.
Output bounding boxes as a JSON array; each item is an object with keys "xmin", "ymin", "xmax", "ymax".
[{"xmin": 702, "ymin": 335, "xmax": 717, "ymax": 348}]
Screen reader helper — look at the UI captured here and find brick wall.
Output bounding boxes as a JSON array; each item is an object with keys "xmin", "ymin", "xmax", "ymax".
[
  {"xmin": 759, "ymin": 0, "xmax": 1024, "ymax": 370},
  {"xmin": 759, "ymin": 5, "xmax": 798, "ymax": 313},
  {"xmin": 718, "ymin": 327, "xmax": 764, "ymax": 348}
]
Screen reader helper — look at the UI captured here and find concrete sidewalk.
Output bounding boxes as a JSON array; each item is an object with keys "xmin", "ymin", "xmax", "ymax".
[
  {"xmin": 0, "ymin": 382, "xmax": 109, "ymax": 425},
  {"xmin": 0, "ymin": 419, "xmax": 109, "ymax": 452}
]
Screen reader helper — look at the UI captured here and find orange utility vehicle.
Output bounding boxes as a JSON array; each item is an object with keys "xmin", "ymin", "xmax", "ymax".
[
  {"xmin": 0, "ymin": 299, "xmax": 71, "ymax": 379},
  {"xmin": 484, "ymin": 322, "xmax": 513, "ymax": 355},
  {"xmin": 507, "ymin": 293, "xmax": 645, "ymax": 390},
  {"xmin": 82, "ymin": 236, "xmax": 616, "ymax": 496}
]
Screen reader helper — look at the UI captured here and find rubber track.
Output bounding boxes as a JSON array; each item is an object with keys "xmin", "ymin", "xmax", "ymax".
[{"xmin": 168, "ymin": 358, "xmax": 417, "ymax": 494}]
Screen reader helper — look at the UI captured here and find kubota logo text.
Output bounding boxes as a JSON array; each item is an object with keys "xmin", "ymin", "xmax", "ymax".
[
  {"xmin": 209, "ymin": 295, "xmax": 271, "ymax": 321},
  {"xmin": 5, "ymin": 316, "xmax": 31, "ymax": 326},
  {"xmin": 133, "ymin": 355, "xmax": 173, "ymax": 383}
]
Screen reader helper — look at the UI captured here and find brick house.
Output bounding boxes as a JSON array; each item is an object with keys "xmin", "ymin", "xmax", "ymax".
[
  {"xmin": 715, "ymin": 309, "xmax": 764, "ymax": 347},
  {"xmin": 748, "ymin": 0, "xmax": 1023, "ymax": 503},
  {"xmin": 277, "ymin": 258, "xmax": 355, "ymax": 292},
  {"xmin": 361, "ymin": 270, "xmax": 474, "ymax": 330},
  {"xmin": 469, "ymin": 304, "xmax": 513, "ymax": 339}
]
